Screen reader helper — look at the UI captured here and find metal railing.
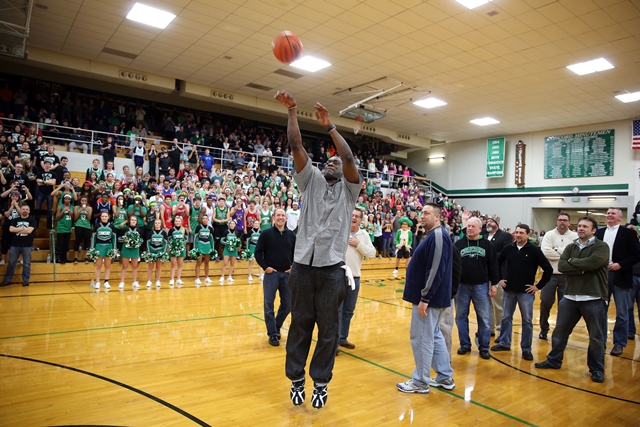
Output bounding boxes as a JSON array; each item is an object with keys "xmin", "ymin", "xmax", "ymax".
[{"xmin": 1, "ymin": 117, "xmax": 433, "ymax": 196}]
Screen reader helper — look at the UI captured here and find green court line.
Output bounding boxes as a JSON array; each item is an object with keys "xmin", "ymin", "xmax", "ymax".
[
  {"xmin": 0, "ymin": 312, "xmax": 260, "ymax": 341},
  {"xmin": 247, "ymin": 314, "xmax": 537, "ymax": 426}
]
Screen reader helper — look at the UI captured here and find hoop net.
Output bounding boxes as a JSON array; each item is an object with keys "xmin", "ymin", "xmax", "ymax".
[{"xmin": 354, "ymin": 116, "xmax": 363, "ymax": 135}]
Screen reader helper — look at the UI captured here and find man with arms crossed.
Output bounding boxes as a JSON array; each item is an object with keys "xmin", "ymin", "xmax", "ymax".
[
  {"xmin": 539, "ymin": 212, "xmax": 578, "ymax": 340},
  {"xmin": 535, "ymin": 217, "xmax": 609, "ymax": 383},
  {"xmin": 397, "ymin": 203, "xmax": 455, "ymax": 394},
  {"xmin": 274, "ymin": 91, "xmax": 363, "ymax": 409},
  {"xmin": 339, "ymin": 209, "xmax": 376, "ymax": 352}
]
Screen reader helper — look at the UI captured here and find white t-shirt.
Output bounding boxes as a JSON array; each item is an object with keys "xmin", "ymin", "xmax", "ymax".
[{"xmin": 286, "ymin": 208, "xmax": 300, "ymax": 230}]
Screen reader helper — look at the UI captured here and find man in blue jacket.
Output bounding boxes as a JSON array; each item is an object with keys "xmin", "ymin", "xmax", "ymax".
[{"xmin": 397, "ymin": 203, "xmax": 455, "ymax": 394}]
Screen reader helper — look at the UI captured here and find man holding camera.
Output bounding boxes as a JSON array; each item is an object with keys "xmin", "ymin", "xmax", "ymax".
[{"xmin": 0, "ymin": 202, "xmax": 37, "ymax": 287}]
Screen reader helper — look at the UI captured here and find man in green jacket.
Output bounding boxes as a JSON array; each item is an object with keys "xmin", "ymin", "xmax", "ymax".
[{"xmin": 535, "ymin": 216, "xmax": 609, "ymax": 383}]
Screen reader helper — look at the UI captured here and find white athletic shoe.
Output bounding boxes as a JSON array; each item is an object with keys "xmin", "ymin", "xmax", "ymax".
[
  {"xmin": 227, "ymin": 276, "xmax": 234, "ymax": 283},
  {"xmin": 219, "ymin": 276, "xmax": 224, "ymax": 284},
  {"xmin": 118, "ymin": 282, "xmax": 125, "ymax": 290},
  {"xmin": 176, "ymin": 279, "xmax": 184, "ymax": 287},
  {"xmin": 132, "ymin": 281, "xmax": 140, "ymax": 289},
  {"xmin": 393, "ymin": 269, "xmax": 398, "ymax": 275},
  {"xmin": 146, "ymin": 281, "xmax": 152, "ymax": 288},
  {"xmin": 93, "ymin": 280, "xmax": 99, "ymax": 289},
  {"xmin": 103, "ymin": 281, "xmax": 111, "ymax": 289},
  {"xmin": 155, "ymin": 280, "xmax": 161, "ymax": 288},
  {"xmin": 259, "ymin": 274, "xmax": 264, "ymax": 281},
  {"xmin": 195, "ymin": 278, "xmax": 202, "ymax": 286},
  {"xmin": 169, "ymin": 279, "xmax": 175, "ymax": 287},
  {"xmin": 204, "ymin": 277, "xmax": 213, "ymax": 284},
  {"xmin": 248, "ymin": 275, "xmax": 253, "ymax": 282}
]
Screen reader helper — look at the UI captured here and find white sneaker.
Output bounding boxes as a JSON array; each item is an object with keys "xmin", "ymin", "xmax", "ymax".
[
  {"xmin": 104, "ymin": 281, "xmax": 111, "ymax": 289},
  {"xmin": 169, "ymin": 279, "xmax": 175, "ymax": 287},
  {"xmin": 259, "ymin": 274, "xmax": 264, "ymax": 281},
  {"xmin": 0, "ymin": 260, "xmax": 5, "ymax": 265},
  {"xmin": 118, "ymin": 282, "xmax": 125, "ymax": 290},
  {"xmin": 248, "ymin": 275, "xmax": 253, "ymax": 282},
  {"xmin": 393, "ymin": 269, "xmax": 398, "ymax": 275},
  {"xmin": 227, "ymin": 276, "xmax": 234, "ymax": 283},
  {"xmin": 132, "ymin": 281, "xmax": 140, "ymax": 289},
  {"xmin": 204, "ymin": 277, "xmax": 213, "ymax": 284},
  {"xmin": 93, "ymin": 281, "xmax": 99, "ymax": 289},
  {"xmin": 195, "ymin": 278, "xmax": 202, "ymax": 285},
  {"xmin": 155, "ymin": 280, "xmax": 161, "ymax": 288},
  {"xmin": 146, "ymin": 281, "xmax": 152, "ymax": 288},
  {"xmin": 176, "ymin": 279, "xmax": 184, "ymax": 287},
  {"xmin": 219, "ymin": 276, "xmax": 224, "ymax": 284}
]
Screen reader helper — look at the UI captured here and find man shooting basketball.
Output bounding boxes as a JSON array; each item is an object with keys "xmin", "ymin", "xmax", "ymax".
[{"xmin": 274, "ymin": 90, "xmax": 363, "ymax": 409}]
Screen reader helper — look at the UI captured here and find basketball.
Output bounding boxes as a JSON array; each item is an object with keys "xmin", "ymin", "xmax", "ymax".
[{"xmin": 272, "ymin": 31, "xmax": 303, "ymax": 64}]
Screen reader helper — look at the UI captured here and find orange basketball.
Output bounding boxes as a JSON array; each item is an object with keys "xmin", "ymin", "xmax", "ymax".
[{"xmin": 272, "ymin": 31, "xmax": 303, "ymax": 64}]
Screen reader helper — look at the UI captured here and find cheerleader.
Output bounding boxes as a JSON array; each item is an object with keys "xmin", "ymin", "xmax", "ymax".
[
  {"xmin": 220, "ymin": 220, "xmax": 241, "ymax": 284},
  {"xmin": 119, "ymin": 215, "xmax": 143, "ymax": 290},
  {"xmin": 193, "ymin": 215, "xmax": 215, "ymax": 286},
  {"xmin": 91, "ymin": 211, "xmax": 117, "ymax": 290},
  {"xmin": 246, "ymin": 219, "xmax": 261, "ymax": 283},
  {"xmin": 112, "ymin": 195, "xmax": 128, "ymax": 244},
  {"xmin": 145, "ymin": 218, "xmax": 167, "ymax": 288},
  {"xmin": 167, "ymin": 215, "xmax": 187, "ymax": 287}
]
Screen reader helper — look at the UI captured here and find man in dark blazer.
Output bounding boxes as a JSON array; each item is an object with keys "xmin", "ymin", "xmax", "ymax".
[{"xmin": 596, "ymin": 207, "xmax": 640, "ymax": 356}]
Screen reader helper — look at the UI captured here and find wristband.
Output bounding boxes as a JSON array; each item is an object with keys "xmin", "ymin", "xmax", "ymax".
[
  {"xmin": 288, "ymin": 105, "xmax": 297, "ymax": 110},
  {"xmin": 326, "ymin": 124, "xmax": 336, "ymax": 133}
]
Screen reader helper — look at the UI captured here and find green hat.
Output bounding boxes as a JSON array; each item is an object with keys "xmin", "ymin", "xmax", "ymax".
[
  {"xmin": 123, "ymin": 188, "xmax": 132, "ymax": 193},
  {"xmin": 134, "ymin": 194, "xmax": 142, "ymax": 200},
  {"xmin": 399, "ymin": 218, "xmax": 413, "ymax": 227}
]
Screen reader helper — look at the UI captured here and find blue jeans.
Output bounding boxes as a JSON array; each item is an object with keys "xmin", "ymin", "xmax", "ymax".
[
  {"xmin": 3, "ymin": 246, "xmax": 32, "ymax": 283},
  {"xmin": 455, "ymin": 283, "xmax": 492, "ymax": 351},
  {"xmin": 605, "ymin": 272, "xmax": 633, "ymax": 347},
  {"xmin": 410, "ymin": 305, "xmax": 454, "ymax": 387},
  {"xmin": 36, "ymin": 192, "xmax": 53, "ymax": 227},
  {"xmin": 285, "ymin": 262, "xmax": 346, "ymax": 384},
  {"xmin": 497, "ymin": 291, "xmax": 534, "ymax": 352},
  {"xmin": 339, "ymin": 277, "xmax": 360, "ymax": 341},
  {"xmin": 547, "ymin": 298, "xmax": 606, "ymax": 374},
  {"xmin": 539, "ymin": 275, "xmax": 567, "ymax": 332},
  {"xmin": 263, "ymin": 271, "xmax": 291, "ymax": 338},
  {"xmin": 628, "ymin": 276, "xmax": 640, "ymax": 335},
  {"xmin": 382, "ymin": 237, "xmax": 392, "ymax": 254}
]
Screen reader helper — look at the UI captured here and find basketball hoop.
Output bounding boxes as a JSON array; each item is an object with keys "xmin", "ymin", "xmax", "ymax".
[{"xmin": 354, "ymin": 116, "xmax": 363, "ymax": 135}]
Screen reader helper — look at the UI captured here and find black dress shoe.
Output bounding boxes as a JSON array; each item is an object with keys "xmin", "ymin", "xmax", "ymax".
[
  {"xmin": 491, "ymin": 344, "xmax": 511, "ymax": 351},
  {"xmin": 0, "ymin": 282, "xmax": 10, "ymax": 287},
  {"xmin": 479, "ymin": 350, "xmax": 490, "ymax": 359},
  {"xmin": 591, "ymin": 371, "xmax": 605, "ymax": 383},
  {"xmin": 522, "ymin": 351, "xmax": 534, "ymax": 361},
  {"xmin": 628, "ymin": 333, "xmax": 636, "ymax": 340},
  {"xmin": 22, "ymin": 282, "xmax": 29, "ymax": 287},
  {"xmin": 457, "ymin": 347, "xmax": 471, "ymax": 355},
  {"xmin": 268, "ymin": 335, "xmax": 280, "ymax": 346},
  {"xmin": 610, "ymin": 344, "xmax": 623, "ymax": 356},
  {"xmin": 539, "ymin": 330, "xmax": 548, "ymax": 340},
  {"xmin": 340, "ymin": 339, "xmax": 356, "ymax": 349},
  {"xmin": 535, "ymin": 360, "xmax": 560, "ymax": 369}
]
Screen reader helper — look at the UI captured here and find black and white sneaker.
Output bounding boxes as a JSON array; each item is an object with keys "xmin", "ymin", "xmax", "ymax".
[
  {"xmin": 290, "ymin": 379, "xmax": 305, "ymax": 406},
  {"xmin": 311, "ymin": 383, "xmax": 328, "ymax": 409}
]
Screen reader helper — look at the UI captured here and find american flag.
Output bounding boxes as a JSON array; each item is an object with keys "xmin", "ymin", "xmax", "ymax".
[{"xmin": 634, "ymin": 119, "xmax": 640, "ymax": 150}]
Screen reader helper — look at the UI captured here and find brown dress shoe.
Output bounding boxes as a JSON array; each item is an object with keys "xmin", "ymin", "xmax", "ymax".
[{"xmin": 610, "ymin": 344, "xmax": 623, "ymax": 356}]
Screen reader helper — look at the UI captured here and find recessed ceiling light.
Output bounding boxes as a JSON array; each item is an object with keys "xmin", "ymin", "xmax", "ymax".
[
  {"xmin": 455, "ymin": 0, "xmax": 492, "ymax": 9},
  {"xmin": 126, "ymin": 3, "xmax": 176, "ymax": 29},
  {"xmin": 413, "ymin": 98, "xmax": 447, "ymax": 109},
  {"xmin": 566, "ymin": 58, "xmax": 614, "ymax": 76},
  {"xmin": 615, "ymin": 91, "xmax": 640, "ymax": 103},
  {"xmin": 290, "ymin": 56, "xmax": 331, "ymax": 72},
  {"xmin": 470, "ymin": 117, "xmax": 499, "ymax": 126}
]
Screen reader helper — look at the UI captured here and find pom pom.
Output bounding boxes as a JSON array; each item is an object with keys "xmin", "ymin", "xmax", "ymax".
[
  {"xmin": 86, "ymin": 248, "xmax": 99, "ymax": 261},
  {"xmin": 188, "ymin": 248, "xmax": 200, "ymax": 259},
  {"xmin": 241, "ymin": 249, "xmax": 254, "ymax": 261},
  {"xmin": 122, "ymin": 230, "xmax": 143, "ymax": 249},
  {"xmin": 169, "ymin": 236, "xmax": 185, "ymax": 257},
  {"xmin": 106, "ymin": 248, "xmax": 120, "ymax": 260}
]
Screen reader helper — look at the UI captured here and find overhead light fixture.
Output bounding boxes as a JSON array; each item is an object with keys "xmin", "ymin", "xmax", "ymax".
[
  {"xmin": 470, "ymin": 117, "xmax": 499, "ymax": 126},
  {"xmin": 615, "ymin": 91, "xmax": 640, "ymax": 103},
  {"xmin": 290, "ymin": 56, "xmax": 331, "ymax": 72},
  {"xmin": 588, "ymin": 196, "xmax": 617, "ymax": 202},
  {"xmin": 539, "ymin": 197, "xmax": 564, "ymax": 202},
  {"xmin": 126, "ymin": 3, "xmax": 176, "ymax": 29},
  {"xmin": 414, "ymin": 98, "xmax": 447, "ymax": 109},
  {"xmin": 455, "ymin": 0, "xmax": 492, "ymax": 9},
  {"xmin": 428, "ymin": 156, "xmax": 445, "ymax": 161},
  {"xmin": 566, "ymin": 58, "xmax": 614, "ymax": 76}
]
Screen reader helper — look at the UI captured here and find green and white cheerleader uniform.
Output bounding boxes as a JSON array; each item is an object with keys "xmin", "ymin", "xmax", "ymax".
[
  {"xmin": 92, "ymin": 221, "xmax": 116, "ymax": 257},
  {"xmin": 194, "ymin": 224, "xmax": 214, "ymax": 256},
  {"xmin": 146, "ymin": 228, "xmax": 167, "ymax": 258},
  {"xmin": 168, "ymin": 226, "xmax": 187, "ymax": 258},
  {"xmin": 221, "ymin": 229, "xmax": 241, "ymax": 257},
  {"xmin": 247, "ymin": 228, "xmax": 260, "ymax": 257},
  {"xmin": 120, "ymin": 226, "xmax": 143, "ymax": 259}
]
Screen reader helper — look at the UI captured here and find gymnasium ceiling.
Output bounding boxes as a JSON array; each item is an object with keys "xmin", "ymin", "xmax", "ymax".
[{"xmin": 21, "ymin": 0, "xmax": 640, "ymax": 143}]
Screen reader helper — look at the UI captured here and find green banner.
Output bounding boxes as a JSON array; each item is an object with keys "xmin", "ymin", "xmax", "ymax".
[
  {"xmin": 544, "ymin": 129, "xmax": 614, "ymax": 179},
  {"xmin": 486, "ymin": 137, "xmax": 505, "ymax": 178}
]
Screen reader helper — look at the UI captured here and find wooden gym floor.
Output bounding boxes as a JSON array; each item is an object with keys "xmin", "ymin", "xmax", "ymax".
[{"xmin": 0, "ymin": 258, "xmax": 639, "ymax": 426}]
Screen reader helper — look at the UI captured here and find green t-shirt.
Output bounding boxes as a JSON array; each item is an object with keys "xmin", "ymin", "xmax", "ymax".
[
  {"xmin": 56, "ymin": 207, "xmax": 73, "ymax": 233},
  {"xmin": 75, "ymin": 207, "xmax": 92, "ymax": 230}
]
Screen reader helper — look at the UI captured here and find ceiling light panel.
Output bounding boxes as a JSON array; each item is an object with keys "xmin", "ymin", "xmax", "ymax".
[
  {"xmin": 470, "ymin": 117, "xmax": 500, "ymax": 126},
  {"xmin": 126, "ymin": 3, "xmax": 176, "ymax": 29},
  {"xmin": 566, "ymin": 58, "xmax": 614, "ymax": 76}
]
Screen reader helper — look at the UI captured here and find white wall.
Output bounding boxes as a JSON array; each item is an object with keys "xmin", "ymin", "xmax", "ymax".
[{"xmin": 63, "ymin": 150, "xmax": 135, "ymax": 176}]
